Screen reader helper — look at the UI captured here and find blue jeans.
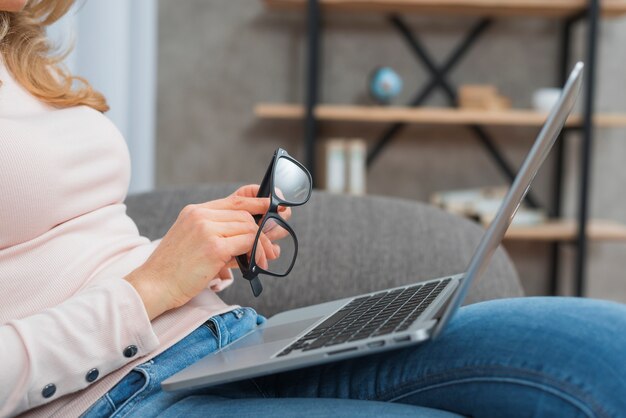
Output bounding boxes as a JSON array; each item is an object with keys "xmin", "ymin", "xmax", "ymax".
[{"xmin": 81, "ymin": 298, "xmax": 626, "ymax": 418}]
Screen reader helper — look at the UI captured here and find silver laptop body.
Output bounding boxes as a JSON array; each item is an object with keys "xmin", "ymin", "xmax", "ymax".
[{"xmin": 162, "ymin": 62, "xmax": 583, "ymax": 392}]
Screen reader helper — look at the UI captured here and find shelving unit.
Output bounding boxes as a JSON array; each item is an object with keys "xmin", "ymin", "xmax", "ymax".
[
  {"xmin": 504, "ymin": 219, "xmax": 626, "ymax": 242},
  {"xmin": 257, "ymin": 0, "xmax": 626, "ymax": 296},
  {"xmin": 256, "ymin": 103, "xmax": 626, "ymax": 127},
  {"xmin": 264, "ymin": 0, "xmax": 626, "ymax": 17}
]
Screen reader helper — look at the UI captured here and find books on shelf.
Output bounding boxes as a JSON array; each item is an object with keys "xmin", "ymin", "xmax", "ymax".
[
  {"xmin": 323, "ymin": 140, "xmax": 346, "ymax": 194},
  {"xmin": 430, "ymin": 186, "xmax": 546, "ymax": 226},
  {"xmin": 348, "ymin": 140, "xmax": 367, "ymax": 195},
  {"xmin": 321, "ymin": 138, "xmax": 367, "ymax": 195}
]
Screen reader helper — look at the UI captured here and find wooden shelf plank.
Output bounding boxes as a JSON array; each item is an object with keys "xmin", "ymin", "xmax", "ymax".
[
  {"xmin": 264, "ymin": 0, "xmax": 626, "ymax": 18},
  {"xmin": 255, "ymin": 103, "xmax": 626, "ymax": 128},
  {"xmin": 504, "ymin": 219, "xmax": 626, "ymax": 241}
]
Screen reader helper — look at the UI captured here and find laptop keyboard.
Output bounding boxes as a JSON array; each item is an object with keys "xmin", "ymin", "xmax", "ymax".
[{"xmin": 276, "ymin": 278, "xmax": 452, "ymax": 357}]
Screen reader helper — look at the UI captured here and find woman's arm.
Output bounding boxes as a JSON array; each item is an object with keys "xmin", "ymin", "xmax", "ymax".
[
  {"xmin": 0, "ymin": 277, "xmax": 160, "ymax": 417},
  {"xmin": 0, "ymin": 185, "xmax": 285, "ymax": 416}
]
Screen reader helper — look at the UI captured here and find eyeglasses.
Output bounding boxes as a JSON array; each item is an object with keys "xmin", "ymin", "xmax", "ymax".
[{"xmin": 236, "ymin": 148, "xmax": 312, "ymax": 297}]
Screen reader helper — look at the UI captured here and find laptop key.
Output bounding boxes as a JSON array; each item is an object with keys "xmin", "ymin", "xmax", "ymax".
[
  {"xmin": 372, "ymin": 324, "xmax": 397, "ymax": 335},
  {"xmin": 324, "ymin": 335, "xmax": 351, "ymax": 347},
  {"xmin": 290, "ymin": 340, "xmax": 310, "ymax": 350},
  {"xmin": 302, "ymin": 336, "xmax": 335, "ymax": 351},
  {"xmin": 277, "ymin": 348, "xmax": 292, "ymax": 357},
  {"xmin": 347, "ymin": 334, "xmax": 370, "ymax": 342},
  {"xmin": 314, "ymin": 309, "xmax": 354, "ymax": 331},
  {"xmin": 395, "ymin": 324, "xmax": 410, "ymax": 332}
]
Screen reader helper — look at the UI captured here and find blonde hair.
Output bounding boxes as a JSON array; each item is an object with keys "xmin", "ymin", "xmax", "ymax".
[{"xmin": 0, "ymin": 0, "xmax": 109, "ymax": 112}]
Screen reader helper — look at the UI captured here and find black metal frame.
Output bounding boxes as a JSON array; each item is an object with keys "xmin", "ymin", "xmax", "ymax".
[
  {"xmin": 302, "ymin": 0, "xmax": 600, "ymax": 296},
  {"xmin": 304, "ymin": 0, "xmax": 321, "ymax": 180}
]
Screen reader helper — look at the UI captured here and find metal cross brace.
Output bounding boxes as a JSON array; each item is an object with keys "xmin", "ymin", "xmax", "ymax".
[{"xmin": 367, "ymin": 15, "xmax": 542, "ymax": 209}]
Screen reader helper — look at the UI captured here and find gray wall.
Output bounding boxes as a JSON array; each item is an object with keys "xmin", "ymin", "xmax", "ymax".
[{"xmin": 156, "ymin": 1, "xmax": 626, "ymax": 302}]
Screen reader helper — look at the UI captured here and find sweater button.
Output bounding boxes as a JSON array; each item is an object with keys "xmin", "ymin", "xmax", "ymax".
[
  {"xmin": 123, "ymin": 345, "xmax": 138, "ymax": 358},
  {"xmin": 42, "ymin": 383, "xmax": 56, "ymax": 398},
  {"xmin": 85, "ymin": 368, "xmax": 99, "ymax": 383}
]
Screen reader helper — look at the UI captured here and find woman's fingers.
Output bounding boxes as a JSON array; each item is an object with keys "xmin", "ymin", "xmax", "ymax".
[
  {"xmin": 231, "ymin": 184, "xmax": 260, "ymax": 198},
  {"xmin": 223, "ymin": 233, "xmax": 259, "ymax": 257},
  {"xmin": 225, "ymin": 258, "xmax": 240, "ymax": 269},
  {"xmin": 262, "ymin": 217, "xmax": 291, "ymax": 242},
  {"xmin": 205, "ymin": 220, "xmax": 257, "ymax": 237},
  {"xmin": 278, "ymin": 205, "xmax": 292, "ymax": 221},
  {"xmin": 216, "ymin": 267, "xmax": 233, "ymax": 280},
  {"xmin": 203, "ymin": 220, "xmax": 272, "ymax": 262},
  {"xmin": 189, "ymin": 193, "xmax": 289, "ymax": 268},
  {"xmin": 199, "ymin": 195, "xmax": 271, "ymax": 216},
  {"xmin": 187, "ymin": 208, "xmax": 273, "ymax": 268},
  {"xmin": 186, "ymin": 207, "xmax": 254, "ymax": 223},
  {"xmin": 264, "ymin": 223, "xmax": 290, "ymax": 242},
  {"xmin": 212, "ymin": 221, "xmax": 277, "ymax": 260},
  {"xmin": 209, "ymin": 222, "xmax": 276, "ymax": 267},
  {"xmin": 188, "ymin": 208, "xmax": 275, "ymax": 258},
  {"xmin": 258, "ymin": 231, "xmax": 276, "ymax": 265},
  {"xmin": 201, "ymin": 186, "xmax": 293, "ymax": 221}
]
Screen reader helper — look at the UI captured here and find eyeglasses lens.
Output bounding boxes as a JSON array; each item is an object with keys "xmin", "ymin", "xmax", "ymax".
[
  {"xmin": 273, "ymin": 157, "xmax": 310, "ymax": 205},
  {"xmin": 254, "ymin": 217, "xmax": 296, "ymax": 276}
]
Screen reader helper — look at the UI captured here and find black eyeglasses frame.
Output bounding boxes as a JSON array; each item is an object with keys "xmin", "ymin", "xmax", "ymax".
[{"xmin": 236, "ymin": 148, "xmax": 312, "ymax": 297}]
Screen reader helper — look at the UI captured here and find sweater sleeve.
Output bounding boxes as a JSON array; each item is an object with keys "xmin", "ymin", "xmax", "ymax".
[{"xmin": 0, "ymin": 278, "xmax": 160, "ymax": 417}]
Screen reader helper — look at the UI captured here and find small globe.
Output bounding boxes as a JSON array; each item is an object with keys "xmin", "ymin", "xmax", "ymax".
[{"xmin": 369, "ymin": 67, "xmax": 403, "ymax": 104}]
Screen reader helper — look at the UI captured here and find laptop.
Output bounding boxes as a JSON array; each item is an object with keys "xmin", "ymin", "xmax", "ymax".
[{"xmin": 162, "ymin": 62, "xmax": 583, "ymax": 392}]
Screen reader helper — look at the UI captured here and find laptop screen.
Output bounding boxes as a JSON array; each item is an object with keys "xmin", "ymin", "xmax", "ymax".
[{"xmin": 431, "ymin": 62, "xmax": 584, "ymax": 339}]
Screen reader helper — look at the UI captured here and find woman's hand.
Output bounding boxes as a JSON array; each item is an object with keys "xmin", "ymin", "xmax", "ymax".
[
  {"xmin": 225, "ymin": 184, "xmax": 292, "ymax": 264},
  {"xmin": 231, "ymin": 184, "xmax": 292, "ymax": 224},
  {"xmin": 125, "ymin": 185, "xmax": 286, "ymax": 320}
]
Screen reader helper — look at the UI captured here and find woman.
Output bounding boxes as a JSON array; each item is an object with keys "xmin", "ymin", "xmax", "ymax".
[{"xmin": 1, "ymin": 1, "xmax": 625, "ymax": 417}]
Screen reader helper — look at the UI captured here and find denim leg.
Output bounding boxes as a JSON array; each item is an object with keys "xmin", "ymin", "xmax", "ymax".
[
  {"xmin": 251, "ymin": 297, "xmax": 626, "ymax": 418},
  {"xmin": 159, "ymin": 397, "xmax": 463, "ymax": 418}
]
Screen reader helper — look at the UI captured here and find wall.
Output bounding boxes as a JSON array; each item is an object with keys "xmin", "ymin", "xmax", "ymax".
[
  {"xmin": 156, "ymin": 1, "xmax": 626, "ymax": 301},
  {"xmin": 48, "ymin": 0, "xmax": 158, "ymax": 193}
]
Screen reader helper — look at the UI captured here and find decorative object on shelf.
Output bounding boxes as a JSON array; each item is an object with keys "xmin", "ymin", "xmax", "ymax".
[
  {"xmin": 430, "ymin": 186, "xmax": 546, "ymax": 226},
  {"xmin": 368, "ymin": 67, "xmax": 403, "ymax": 104},
  {"xmin": 458, "ymin": 84, "xmax": 511, "ymax": 111},
  {"xmin": 533, "ymin": 88, "xmax": 563, "ymax": 113},
  {"xmin": 321, "ymin": 138, "xmax": 367, "ymax": 195}
]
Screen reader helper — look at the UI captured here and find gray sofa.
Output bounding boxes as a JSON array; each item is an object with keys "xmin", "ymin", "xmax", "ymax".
[{"xmin": 124, "ymin": 184, "xmax": 523, "ymax": 317}]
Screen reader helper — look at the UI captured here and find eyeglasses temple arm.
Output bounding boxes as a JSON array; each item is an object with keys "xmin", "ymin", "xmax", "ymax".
[
  {"xmin": 250, "ymin": 277, "xmax": 263, "ymax": 297},
  {"xmin": 257, "ymin": 157, "xmax": 274, "ymax": 199}
]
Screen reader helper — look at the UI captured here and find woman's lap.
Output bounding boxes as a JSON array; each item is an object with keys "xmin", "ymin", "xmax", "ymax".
[
  {"xmin": 82, "ymin": 298, "xmax": 626, "ymax": 418},
  {"xmin": 251, "ymin": 297, "xmax": 626, "ymax": 417},
  {"xmin": 160, "ymin": 397, "xmax": 462, "ymax": 418}
]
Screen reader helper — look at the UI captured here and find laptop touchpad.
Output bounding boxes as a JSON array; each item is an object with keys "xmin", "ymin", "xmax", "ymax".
[{"xmin": 226, "ymin": 317, "xmax": 323, "ymax": 350}]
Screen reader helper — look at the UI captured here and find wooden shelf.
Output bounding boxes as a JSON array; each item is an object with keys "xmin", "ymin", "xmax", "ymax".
[
  {"xmin": 504, "ymin": 219, "xmax": 626, "ymax": 241},
  {"xmin": 256, "ymin": 103, "xmax": 626, "ymax": 128},
  {"xmin": 264, "ymin": 0, "xmax": 626, "ymax": 18}
]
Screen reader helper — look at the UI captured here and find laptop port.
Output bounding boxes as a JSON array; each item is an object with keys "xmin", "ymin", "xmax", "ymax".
[
  {"xmin": 367, "ymin": 340, "xmax": 385, "ymax": 348},
  {"xmin": 328, "ymin": 347, "xmax": 358, "ymax": 356},
  {"xmin": 394, "ymin": 336, "xmax": 411, "ymax": 343}
]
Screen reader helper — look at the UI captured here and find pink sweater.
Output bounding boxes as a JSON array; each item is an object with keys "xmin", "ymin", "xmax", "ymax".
[{"xmin": 0, "ymin": 59, "xmax": 237, "ymax": 417}]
